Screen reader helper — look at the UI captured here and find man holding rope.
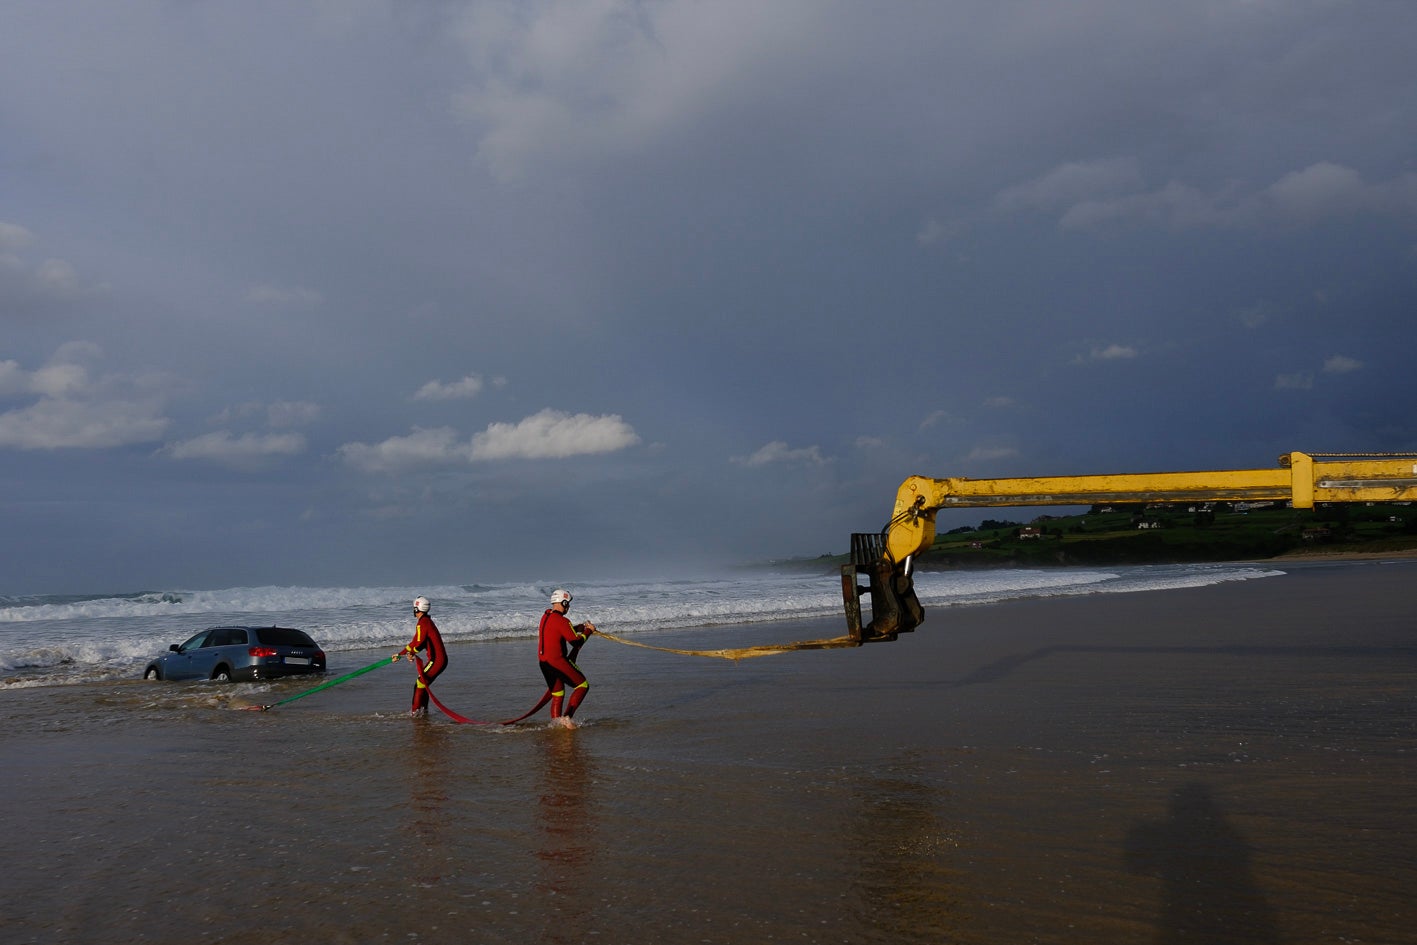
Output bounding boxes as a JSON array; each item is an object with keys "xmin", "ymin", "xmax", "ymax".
[
  {"xmin": 538, "ymin": 589, "xmax": 596, "ymax": 728},
  {"xmin": 393, "ymin": 596, "xmax": 447, "ymax": 718}
]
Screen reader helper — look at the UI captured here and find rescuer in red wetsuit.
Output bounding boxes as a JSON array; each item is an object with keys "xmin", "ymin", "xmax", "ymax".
[
  {"xmin": 538, "ymin": 588, "xmax": 596, "ymax": 726},
  {"xmin": 392, "ymin": 596, "xmax": 448, "ymax": 717}
]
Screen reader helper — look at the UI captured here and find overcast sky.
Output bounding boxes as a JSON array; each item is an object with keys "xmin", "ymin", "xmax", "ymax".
[{"xmin": 3, "ymin": 1, "xmax": 1415, "ymax": 593}]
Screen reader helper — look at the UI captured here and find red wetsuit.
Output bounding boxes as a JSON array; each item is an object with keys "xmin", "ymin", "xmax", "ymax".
[
  {"xmin": 538, "ymin": 609, "xmax": 589, "ymax": 718},
  {"xmin": 401, "ymin": 612, "xmax": 447, "ymax": 713}
]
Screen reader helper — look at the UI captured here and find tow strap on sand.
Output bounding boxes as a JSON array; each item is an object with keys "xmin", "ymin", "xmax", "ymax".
[
  {"xmin": 239, "ymin": 656, "xmax": 391, "ymax": 711},
  {"xmin": 423, "ymin": 684, "xmax": 488, "ymax": 723},
  {"xmin": 593, "ymin": 628, "xmax": 859, "ymax": 660},
  {"xmin": 415, "ymin": 654, "xmax": 559, "ymax": 726}
]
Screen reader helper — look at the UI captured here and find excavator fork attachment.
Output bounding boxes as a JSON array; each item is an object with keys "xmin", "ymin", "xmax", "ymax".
[{"xmin": 842, "ymin": 533, "xmax": 923, "ymax": 644}]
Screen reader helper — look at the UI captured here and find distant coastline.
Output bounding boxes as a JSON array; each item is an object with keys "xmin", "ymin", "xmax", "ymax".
[
  {"xmin": 808, "ymin": 501, "xmax": 1417, "ymax": 572},
  {"xmin": 1267, "ymin": 546, "xmax": 1417, "ymax": 562}
]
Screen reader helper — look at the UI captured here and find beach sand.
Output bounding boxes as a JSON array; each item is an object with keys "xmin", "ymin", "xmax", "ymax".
[{"xmin": 2, "ymin": 559, "xmax": 1414, "ymax": 944}]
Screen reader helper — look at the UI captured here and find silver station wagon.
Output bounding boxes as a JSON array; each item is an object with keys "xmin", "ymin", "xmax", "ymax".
[{"xmin": 143, "ymin": 625, "xmax": 327, "ymax": 682}]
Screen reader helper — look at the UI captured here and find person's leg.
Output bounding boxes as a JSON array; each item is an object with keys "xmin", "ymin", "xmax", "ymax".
[
  {"xmin": 411, "ymin": 658, "xmax": 442, "ymax": 715},
  {"xmin": 562, "ymin": 658, "xmax": 589, "ymax": 717},
  {"xmin": 564, "ymin": 678, "xmax": 590, "ymax": 717},
  {"xmin": 540, "ymin": 661, "xmax": 567, "ymax": 717}
]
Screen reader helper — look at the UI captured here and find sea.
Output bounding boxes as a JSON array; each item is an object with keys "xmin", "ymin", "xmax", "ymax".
[{"xmin": 1, "ymin": 561, "xmax": 1283, "ymax": 690}]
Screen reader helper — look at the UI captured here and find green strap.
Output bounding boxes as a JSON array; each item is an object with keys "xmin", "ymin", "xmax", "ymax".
[{"xmin": 262, "ymin": 657, "xmax": 391, "ymax": 709}]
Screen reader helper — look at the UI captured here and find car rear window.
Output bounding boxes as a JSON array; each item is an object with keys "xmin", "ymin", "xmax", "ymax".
[{"xmin": 256, "ymin": 627, "xmax": 317, "ymax": 648}]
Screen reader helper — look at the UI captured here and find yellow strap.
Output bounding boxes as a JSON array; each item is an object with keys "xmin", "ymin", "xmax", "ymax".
[{"xmin": 595, "ymin": 629, "xmax": 859, "ymax": 661}]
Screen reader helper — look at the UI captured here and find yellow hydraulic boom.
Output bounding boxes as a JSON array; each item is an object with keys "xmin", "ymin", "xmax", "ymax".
[{"xmin": 842, "ymin": 451, "xmax": 1417, "ymax": 643}]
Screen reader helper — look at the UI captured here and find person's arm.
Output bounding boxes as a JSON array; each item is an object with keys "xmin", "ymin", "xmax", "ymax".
[{"xmin": 392, "ymin": 620, "xmax": 423, "ymax": 661}]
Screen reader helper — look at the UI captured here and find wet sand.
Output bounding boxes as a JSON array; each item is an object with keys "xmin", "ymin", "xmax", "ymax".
[{"xmin": 2, "ymin": 559, "xmax": 1414, "ymax": 944}]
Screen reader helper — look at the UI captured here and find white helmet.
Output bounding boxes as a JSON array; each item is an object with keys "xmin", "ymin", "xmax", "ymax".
[
  {"xmin": 549, "ymin": 588, "xmax": 572, "ymax": 605},
  {"xmin": 413, "ymin": 596, "xmax": 430, "ymax": 613}
]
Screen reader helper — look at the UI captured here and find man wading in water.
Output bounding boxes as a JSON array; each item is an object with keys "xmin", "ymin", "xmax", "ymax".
[
  {"xmin": 392, "ymin": 596, "xmax": 447, "ymax": 718},
  {"xmin": 538, "ymin": 588, "xmax": 596, "ymax": 728}
]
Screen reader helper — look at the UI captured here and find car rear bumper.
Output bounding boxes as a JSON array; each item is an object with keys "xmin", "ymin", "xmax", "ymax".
[{"xmin": 238, "ymin": 663, "xmax": 327, "ymax": 681}]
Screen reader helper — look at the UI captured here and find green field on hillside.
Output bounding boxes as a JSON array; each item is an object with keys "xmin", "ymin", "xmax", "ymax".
[{"xmin": 910, "ymin": 501, "xmax": 1417, "ymax": 569}]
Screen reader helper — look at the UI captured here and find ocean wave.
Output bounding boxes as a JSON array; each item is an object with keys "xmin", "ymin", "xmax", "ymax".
[
  {"xmin": 0, "ymin": 564, "xmax": 1284, "ymax": 689},
  {"xmin": 0, "ymin": 582, "xmax": 538, "ymax": 623}
]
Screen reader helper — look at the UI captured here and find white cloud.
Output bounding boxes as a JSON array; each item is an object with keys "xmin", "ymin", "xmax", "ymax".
[
  {"xmin": 0, "ymin": 344, "xmax": 170, "ymax": 450},
  {"xmin": 469, "ymin": 408, "xmax": 640, "ymax": 460},
  {"xmin": 339, "ymin": 408, "xmax": 640, "ymax": 473},
  {"xmin": 414, "ymin": 375, "xmax": 486, "ymax": 401},
  {"xmin": 915, "ymin": 217, "xmax": 964, "ymax": 246},
  {"xmin": 1260, "ymin": 162, "xmax": 1417, "ymax": 222},
  {"xmin": 1004, "ymin": 160, "xmax": 1417, "ymax": 233},
  {"xmin": 1272, "ymin": 355, "xmax": 1361, "ymax": 392},
  {"xmin": 265, "ymin": 401, "xmax": 323, "ymax": 428},
  {"xmin": 731, "ymin": 440, "xmax": 827, "ymax": 467},
  {"xmin": 919, "ymin": 410, "xmax": 956, "ymax": 430},
  {"xmin": 1235, "ymin": 303, "xmax": 1270, "ymax": 329},
  {"xmin": 994, "ymin": 157, "xmax": 1144, "ymax": 214},
  {"xmin": 1075, "ymin": 343, "xmax": 1139, "ymax": 363},
  {"xmin": 0, "ymin": 342, "xmax": 102, "ymax": 398},
  {"xmin": 31, "ymin": 361, "xmax": 93, "ymax": 398},
  {"xmin": 35, "ymin": 259, "xmax": 80, "ymax": 295},
  {"xmin": 1061, "ymin": 181, "xmax": 1234, "ymax": 231},
  {"xmin": 0, "ymin": 221, "xmax": 87, "ymax": 305},
  {"xmin": 448, "ymin": 0, "xmax": 811, "ymax": 180},
  {"xmin": 209, "ymin": 400, "xmax": 321, "ymax": 428},
  {"xmin": 188, "ymin": 401, "xmax": 322, "ymax": 465},
  {"xmin": 0, "ymin": 394, "xmax": 169, "ymax": 450},
  {"xmin": 0, "ymin": 360, "xmax": 23, "ymax": 395},
  {"xmin": 338, "ymin": 426, "xmax": 469, "ymax": 474},
  {"xmin": 0, "ymin": 221, "xmax": 35, "ymax": 252},
  {"xmin": 163, "ymin": 431, "xmax": 307, "ymax": 465},
  {"xmin": 1322, "ymin": 354, "xmax": 1363, "ymax": 374}
]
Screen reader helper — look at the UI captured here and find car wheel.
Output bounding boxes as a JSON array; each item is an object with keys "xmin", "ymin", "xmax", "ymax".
[
  {"xmin": 211, "ymin": 666, "xmax": 233, "ymax": 682},
  {"xmin": 144, "ymin": 666, "xmax": 161, "ymax": 681}
]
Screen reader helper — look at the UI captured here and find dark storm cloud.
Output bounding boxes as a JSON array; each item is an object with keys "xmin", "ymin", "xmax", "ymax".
[{"xmin": 2, "ymin": 0, "xmax": 1415, "ymax": 592}]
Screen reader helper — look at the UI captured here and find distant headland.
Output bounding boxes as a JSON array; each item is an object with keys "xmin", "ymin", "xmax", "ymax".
[{"xmin": 809, "ymin": 500, "xmax": 1417, "ymax": 571}]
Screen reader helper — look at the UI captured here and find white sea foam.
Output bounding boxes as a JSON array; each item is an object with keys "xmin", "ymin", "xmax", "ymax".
[{"xmin": 0, "ymin": 564, "xmax": 1284, "ymax": 688}]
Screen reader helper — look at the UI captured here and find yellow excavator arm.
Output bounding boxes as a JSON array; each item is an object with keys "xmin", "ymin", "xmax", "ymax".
[{"xmin": 843, "ymin": 451, "xmax": 1417, "ymax": 643}]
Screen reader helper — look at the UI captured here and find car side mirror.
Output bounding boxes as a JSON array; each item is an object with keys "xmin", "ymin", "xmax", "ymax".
[{"xmin": 169, "ymin": 644, "xmax": 180, "ymax": 652}]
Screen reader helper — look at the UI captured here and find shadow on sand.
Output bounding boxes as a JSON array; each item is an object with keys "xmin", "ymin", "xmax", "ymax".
[{"xmin": 1124, "ymin": 782, "xmax": 1280, "ymax": 944}]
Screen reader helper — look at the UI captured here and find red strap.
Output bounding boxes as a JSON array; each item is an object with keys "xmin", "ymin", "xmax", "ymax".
[
  {"xmin": 427, "ymin": 685, "xmax": 492, "ymax": 724},
  {"xmin": 410, "ymin": 633, "xmax": 587, "ymax": 726},
  {"xmin": 413, "ymin": 654, "xmax": 553, "ymax": 726}
]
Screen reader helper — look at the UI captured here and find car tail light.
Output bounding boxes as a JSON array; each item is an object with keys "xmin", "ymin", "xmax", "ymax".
[{"xmin": 248, "ymin": 646, "xmax": 279, "ymax": 658}]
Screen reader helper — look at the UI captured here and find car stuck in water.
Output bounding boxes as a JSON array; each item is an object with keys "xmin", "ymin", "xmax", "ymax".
[{"xmin": 143, "ymin": 626, "xmax": 326, "ymax": 681}]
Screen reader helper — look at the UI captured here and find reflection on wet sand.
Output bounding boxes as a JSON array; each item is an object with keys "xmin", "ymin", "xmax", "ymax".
[
  {"xmin": 534, "ymin": 728, "xmax": 599, "ymax": 941},
  {"xmin": 406, "ymin": 721, "xmax": 452, "ymax": 887},
  {"xmin": 848, "ymin": 760, "xmax": 961, "ymax": 941},
  {"xmin": 1125, "ymin": 782, "xmax": 1279, "ymax": 945}
]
